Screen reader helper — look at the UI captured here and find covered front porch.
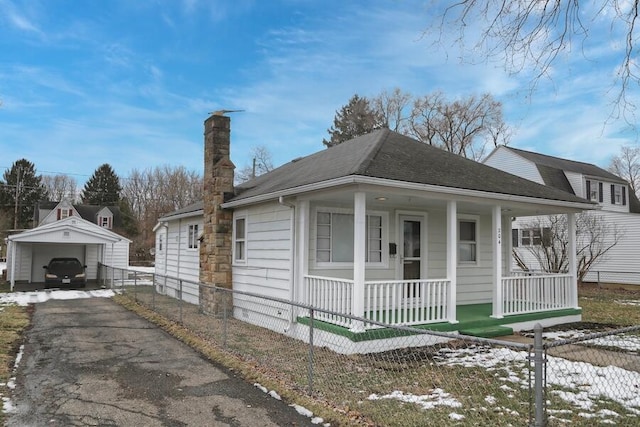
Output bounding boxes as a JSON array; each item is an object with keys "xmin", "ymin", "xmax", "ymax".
[
  {"xmin": 293, "ymin": 189, "xmax": 582, "ymax": 334},
  {"xmin": 305, "ymin": 272, "xmax": 579, "ymax": 334}
]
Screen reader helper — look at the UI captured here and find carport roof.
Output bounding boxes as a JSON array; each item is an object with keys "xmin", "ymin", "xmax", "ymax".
[{"xmin": 8, "ymin": 216, "xmax": 131, "ymax": 244}]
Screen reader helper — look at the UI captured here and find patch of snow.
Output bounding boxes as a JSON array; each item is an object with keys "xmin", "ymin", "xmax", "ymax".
[
  {"xmin": 616, "ymin": 300, "xmax": 640, "ymax": 306},
  {"xmin": 368, "ymin": 389, "xmax": 462, "ymax": 410},
  {"xmin": 534, "ymin": 330, "xmax": 640, "ymax": 352},
  {"xmin": 448, "ymin": 412, "xmax": 465, "ymax": 420},
  {"xmin": 268, "ymin": 390, "xmax": 281, "ymax": 400},
  {"xmin": 484, "ymin": 395, "xmax": 496, "ymax": 405},
  {"xmin": 291, "ymin": 404, "xmax": 313, "ymax": 417},
  {"xmin": 434, "ymin": 345, "xmax": 640, "ymax": 419},
  {"xmin": 127, "ymin": 266, "xmax": 155, "ymax": 274},
  {"xmin": 253, "ymin": 383, "xmax": 268, "ymax": 393},
  {"xmin": 0, "ymin": 289, "xmax": 120, "ymax": 306}
]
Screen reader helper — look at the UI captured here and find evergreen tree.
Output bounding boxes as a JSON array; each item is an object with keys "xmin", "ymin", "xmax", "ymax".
[
  {"xmin": 323, "ymin": 94, "xmax": 384, "ymax": 147},
  {"xmin": 81, "ymin": 164, "xmax": 122, "ymax": 205},
  {"xmin": 0, "ymin": 159, "xmax": 48, "ymax": 229}
]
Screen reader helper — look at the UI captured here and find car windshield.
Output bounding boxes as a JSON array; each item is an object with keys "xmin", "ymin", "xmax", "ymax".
[{"xmin": 48, "ymin": 259, "xmax": 83, "ymax": 274}]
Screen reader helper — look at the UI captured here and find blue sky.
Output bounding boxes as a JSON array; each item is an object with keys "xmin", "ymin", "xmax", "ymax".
[{"xmin": 0, "ymin": 0, "xmax": 637, "ymax": 187}]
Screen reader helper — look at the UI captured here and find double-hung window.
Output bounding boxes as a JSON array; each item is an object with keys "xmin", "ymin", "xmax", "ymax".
[
  {"xmin": 611, "ymin": 184, "xmax": 627, "ymax": 206},
  {"xmin": 234, "ymin": 217, "xmax": 247, "ymax": 263},
  {"xmin": 458, "ymin": 218, "xmax": 477, "ymax": 264},
  {"xmin": 187, "ymin": 224, "xmax": 199, "ymax": 249},
  {"xmin": 315, "ymin": 209, "xmax": 385, "ymax": 265}
]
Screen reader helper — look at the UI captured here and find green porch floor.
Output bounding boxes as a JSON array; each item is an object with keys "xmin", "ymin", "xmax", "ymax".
[{"xmin": 297, "ymin": 303, "xmax": 582, "ymax": 342}]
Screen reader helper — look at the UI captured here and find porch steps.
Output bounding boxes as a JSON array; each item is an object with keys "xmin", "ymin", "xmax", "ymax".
[{"xmin": 459, "ymin": 325, "xmax": 514, "ymax": 338}]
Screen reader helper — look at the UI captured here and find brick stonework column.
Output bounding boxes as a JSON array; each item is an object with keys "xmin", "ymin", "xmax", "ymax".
[{"xmin": 199, "ymin": 114, "xmax": 235, "ymax": 315}]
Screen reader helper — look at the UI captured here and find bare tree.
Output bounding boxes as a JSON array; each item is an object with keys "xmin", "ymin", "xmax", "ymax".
[
  {"xmin": 609, "ymin": 145, "xmax": 640, "ymax": 196},
  {"xmin": 372, "ymin": 88, "xmax": 412, "ymax": 132},
  {"xmin": 121, "ymin": 165, "xmax": 202, "ymax": 261},
  {"xmin": 432, "ymin": 1, "xmax": 640, "ymax": 121},
  {"xmin": 41, "ymin": 174, "xmax": 78, "ymax": 202},
  {"xmin": 516, "ymin": 213, "xmax": 623, "ymax": 282},
  {"xmin": 236, "ymin": 145, "xmax": 275, "ymax": 183},
  {"xmin": 406, "ymin": 92, "xmax": 507, "ymax": 160}
]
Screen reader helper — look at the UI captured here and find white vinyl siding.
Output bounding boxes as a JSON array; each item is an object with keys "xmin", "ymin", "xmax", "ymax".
[
  {"xmin": 232, "ymin": 202, "xmax": 293, "ymax": 299},
  {"xmin": 483, "ymin": 147, "xmax": 544, "ymax": 184},
  {"xmin": 159, "ymin": 217, "xmax": 202, "ymax": 284}
]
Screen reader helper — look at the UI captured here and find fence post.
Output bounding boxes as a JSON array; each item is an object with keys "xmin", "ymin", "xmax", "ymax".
[
  {"xmin": 152, "ymin": 273, "xmax": 156, "ymax": 310},
  {"xmin": 133, "ymin": 270, "xmax": 137, "ymax": 302},
  {"xmin": 222, "ymin": 289, "xmax": 228, "ymax": 348},
  {"xmin": 308, "ymin": 308, "xmax": 315, "ymax": 396},
  {"xmin": 179, "ymin": 280, "xmax": 183, "ymax": 324},
  {"xmin": 533, "ymin": 323, "xmax": 546, "ymax": 427}
]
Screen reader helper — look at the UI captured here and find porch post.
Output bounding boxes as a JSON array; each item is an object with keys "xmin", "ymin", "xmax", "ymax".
[
  {"xmin": 446, "ymin": 200, "xmax": 458, "ymax": 323},
  {"xmin": 296, "ymin": 200, "xmax": 310, "ymax": 305},
  {"xmin": 567, "ymin": 212, "xmax": 578, "ymax": 308},
  {"xmin": 503, "ymin": 215, "xmax": 513, "ymax": 277},
  {"xmin": 352, "ymin": 191, "xmax": 366, "ymax": 332},
  {"xmin": 491, "ymin": 205, "xmax": 504, "ymax": 319}
]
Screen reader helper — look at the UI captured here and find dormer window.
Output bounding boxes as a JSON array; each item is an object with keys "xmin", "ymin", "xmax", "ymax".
[
  {"xmin": 99, "ymin": 216, "xmax": 112, "ymax": 229},
  {"xmin": 57, "ymin": 208, "xmax": 72, "ymax": 220},
  {"xmin": 585, "ymin": 180, "xmax": 603, "ymax": 202},
  {"xmin": 611, "ymin": 184, "xmax": 627, "ymax": 206}
]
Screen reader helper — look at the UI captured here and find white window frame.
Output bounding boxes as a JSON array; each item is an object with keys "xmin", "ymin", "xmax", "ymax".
[
  {"xmin": 100, "ymin": 216, "xmax": 110, "ymax": 228},
  {"xmin": 586, "ymin": 179, "xmax": 600, "ymax": 202},
  {"xmin": 187, "ymin": 223, "xmax": 199, "ymax": 250},
  {"xmin": 458, "ymin": 215, "xmax": 479, "ymax": 266},
  {"xmin": 233, "ymin": 213, "xmax": 248, "ymax": 264},
  {"xmin": 60, "ymin": 208, "xmax": 70, "ymax": 219},
  {"xmin": 313, "ymin": 207, "xmax": 388, "ymax": 269},
  {"xmin": 614, "ymin": 184, "xmax": 624, "ymax": 205}
]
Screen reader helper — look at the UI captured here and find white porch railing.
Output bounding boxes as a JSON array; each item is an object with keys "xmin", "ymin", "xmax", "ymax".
[
  {"xmin": 502, "ymin": 274, "xmax": 573, "ymax": 316},
  {"xmin": 306, "ymin": 275, "xmax": 450, "ymax": 329},
  {"xmin": 364, "ymin": 279, "xmax": 450, "ymax": 327},
  {"xmin": 307, "ymin": 275, "xmax": 354, "ymax": 328}
]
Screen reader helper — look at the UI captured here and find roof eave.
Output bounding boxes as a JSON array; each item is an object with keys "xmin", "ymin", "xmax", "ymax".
[{"xmin": 221, "ymin": 175, "xmax": 596, "ymax": 211}]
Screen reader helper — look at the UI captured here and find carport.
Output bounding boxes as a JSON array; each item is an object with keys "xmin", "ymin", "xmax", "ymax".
[{"xmin": 6, "ymin": 216, "xmax": 130, "ymax": 290}]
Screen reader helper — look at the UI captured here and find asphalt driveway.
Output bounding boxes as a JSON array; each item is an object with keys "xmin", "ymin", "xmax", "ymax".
[{"xmin": 7, "ymin": 298, "xmax": 317, "ymax": 426}]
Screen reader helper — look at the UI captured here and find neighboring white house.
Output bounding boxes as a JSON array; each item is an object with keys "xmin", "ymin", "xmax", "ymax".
[
  {"xmin": 155, "ymin": 114, "xmax": 597, "ymax": 353},
  {"xmin": 35, "ymin": 199, "xmax": 122, "ymax": 231},
  {"xmin": 484, "ymin": 146, "xmax": 640, "ymax": 284},
  {"xmin": 6, "ymin": 216, "xmax": 130, "ymax": 290}
]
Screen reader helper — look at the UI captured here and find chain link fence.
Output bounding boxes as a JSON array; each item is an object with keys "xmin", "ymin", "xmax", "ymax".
[{"xmin": 98, "ymin": 264, "xmax": 640, "ymax": 426}]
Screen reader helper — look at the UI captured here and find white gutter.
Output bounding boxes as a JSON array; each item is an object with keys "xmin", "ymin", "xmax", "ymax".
[
  {"xmin": 222, "ymin": 175, "xmax": 596, "ymax": 211},
  {"xmin": 158, "ymin": 209, "xmax": 204, "ymax": 223},
  {"xmin": 278, "ymin": 196, "xmax": 297, "ymax": 326}
]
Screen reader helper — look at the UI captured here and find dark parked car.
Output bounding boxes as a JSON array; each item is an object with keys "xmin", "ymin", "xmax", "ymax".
[{"xmin": 43, "ymin": 258, "xmax": 87, "ymax": 288}]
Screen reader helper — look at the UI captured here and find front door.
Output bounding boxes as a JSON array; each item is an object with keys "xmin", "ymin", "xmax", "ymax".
[{"xmin": 401, "ymin": 216, "xmax": 423, "ymax": 281}]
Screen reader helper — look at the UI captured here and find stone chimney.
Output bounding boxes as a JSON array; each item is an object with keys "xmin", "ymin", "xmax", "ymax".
[{"xmin": 199, "ymin": 113, "xmax": 235, "ymax": 314}]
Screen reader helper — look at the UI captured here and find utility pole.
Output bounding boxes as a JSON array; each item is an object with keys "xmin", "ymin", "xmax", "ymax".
[{"xmin": 13, "ymin": 166, "xmax": 21, "ymax": 229}]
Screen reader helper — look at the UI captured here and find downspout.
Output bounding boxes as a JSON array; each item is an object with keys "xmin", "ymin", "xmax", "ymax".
[{"xmin": 278, "ymin": 196, "xmax": 296, "ymax": 327}]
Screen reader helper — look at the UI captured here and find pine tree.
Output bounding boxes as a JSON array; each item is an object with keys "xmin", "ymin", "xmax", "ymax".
[
  {"xmin": 323, "ymin": 94, "xmax": 384, "ymax": 147},
  {"xmin": 81, "ymin": 164, "xmax": 122, "ymax": 205},
  {"xmin": 0, "ymin": 159, "xmax": 48, "ymax": 229}
]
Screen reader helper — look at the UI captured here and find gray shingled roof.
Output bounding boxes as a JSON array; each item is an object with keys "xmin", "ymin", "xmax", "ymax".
[
  {"xmin": 231, "ymin": 129, "xmax": 590, "ymax": 205},
  {"xmin": 504, "ymin": 146, "xmax": 640, "ymax": 213},
  {"xmin": 158, "ymin": 200, "xmax": 203, "ymax": 220},
  {"xmin": 505, "ymin": 147, "xmax": 626, "ymax": 183}
]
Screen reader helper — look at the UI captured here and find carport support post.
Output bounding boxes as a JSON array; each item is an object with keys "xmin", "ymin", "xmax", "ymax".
[
  {"xmin": 533, "ymin": 323, "xmax": 546, "ymax": 427},
  {"xmin": 152, "ymin": 273, "xmax": 156, "ymax": 310}
]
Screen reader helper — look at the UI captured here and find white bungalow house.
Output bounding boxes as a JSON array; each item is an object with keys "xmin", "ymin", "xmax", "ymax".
[
  {"xmin": 484, "ymin": 146, "xmax": 640, "ymax": 284},
  {"xmin": 155, "ymin": 114, "xmax": 596, "ymax": 353},
  {"xmin": 6, "ymin": 216, "xmax": 130, "ymax": 290},
  {"xmin": 152, "ymin": 201, "xmax": 203, "ymax": 304}
]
